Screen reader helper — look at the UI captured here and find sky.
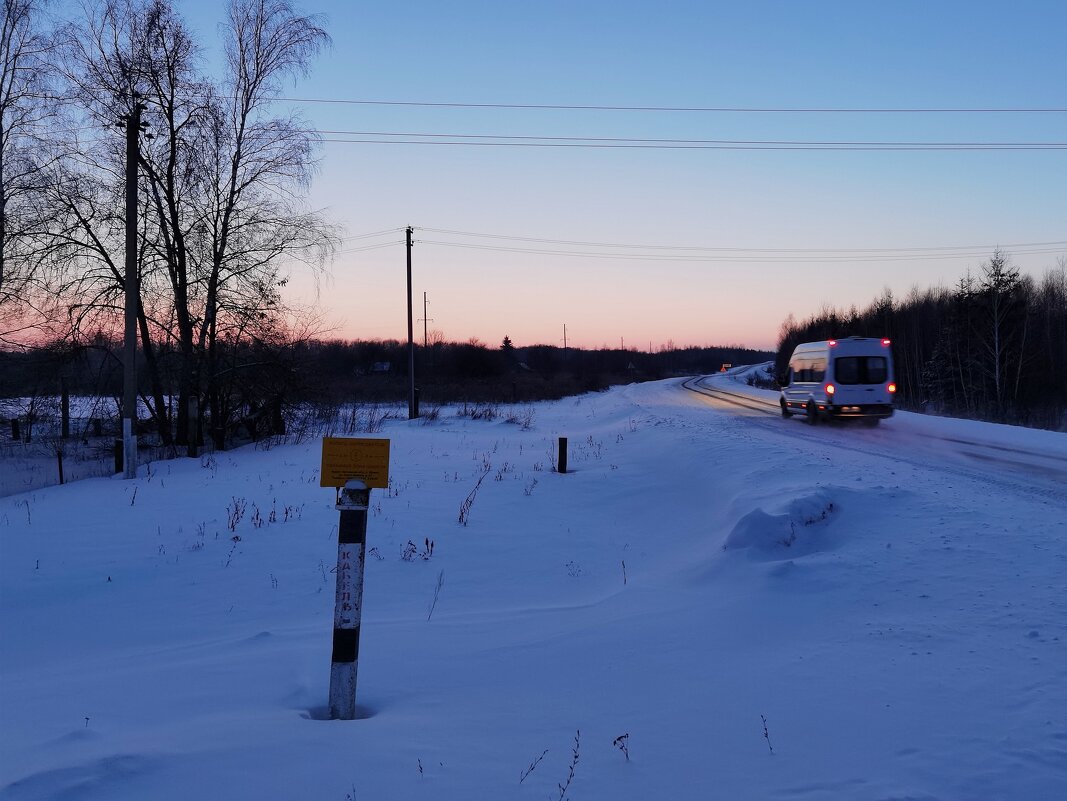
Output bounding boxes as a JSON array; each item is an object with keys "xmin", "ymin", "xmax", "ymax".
[{"xmin": 174, "ymin": 2, "xmax": 1064, "ymax": 349}]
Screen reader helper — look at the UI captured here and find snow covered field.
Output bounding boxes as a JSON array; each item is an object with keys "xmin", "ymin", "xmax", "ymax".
[{"xmin": 2, "ymin": 371, "xmax": 1066, "ymax": 800}]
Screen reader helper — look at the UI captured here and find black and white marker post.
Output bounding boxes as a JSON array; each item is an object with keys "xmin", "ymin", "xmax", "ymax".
[{"xmin": 329, "ymin": 479, "xmax": 370, "ymax": 720}]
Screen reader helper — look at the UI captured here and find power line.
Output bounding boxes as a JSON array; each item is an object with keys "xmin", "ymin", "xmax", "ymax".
[
  {"xmin": 416, "ymin": 228, "xmax": 1067, "ymax": 255},
  {"xmin": 313, "ymin": 129, "xmax": 1067, "ymax": 149},
  {"xmin": 280, "ymin": 97, "xmax": 1067, "ymax": 114},
  {"xmin": 340, "ymin": 227, "xmax": 405, "ymax": 242},
  {"xmin": 336, "ymin": 240, "xmax": 403, "ymax": 255},
  {"xmin": 321, "ymin": 137, "xmax": 1066, "ymax": 151},
  {"xmin": 412, "ymin": 239, "xmax": 1065, "ymax": 264},
  {"xmin": 334, "ymin": 227, "xmax": 1066, "ymax": 265}
]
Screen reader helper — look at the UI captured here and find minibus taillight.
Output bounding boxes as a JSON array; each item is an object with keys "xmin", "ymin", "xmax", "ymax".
[
  {"xmin": 825, "ymin": 383, "xmax": 835, "ymax": 395},
  {"xmin": 887, "ymin": 383, "xmax": 897, "ymax": 393},
  {"xmin": 882, "ymin": 338, "xmax": 892, "ymax": 346},
  {"xmin": 828, "ymin": 339, "xmax": 837, "ymax": 346}
]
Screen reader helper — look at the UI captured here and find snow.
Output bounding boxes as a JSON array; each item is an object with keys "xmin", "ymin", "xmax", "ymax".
[{"xmin": 2, "ymin": 371, "xmax": 1067, "ymax": 800}]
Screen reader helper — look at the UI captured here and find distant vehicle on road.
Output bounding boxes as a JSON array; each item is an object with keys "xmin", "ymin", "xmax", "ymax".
[{"xmin": 780, "ymin": 337, "xmax": 896, "ymax": 426}]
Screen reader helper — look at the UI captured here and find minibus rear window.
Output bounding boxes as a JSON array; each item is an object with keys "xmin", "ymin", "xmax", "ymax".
[{"xmin": 835, "ymin": 356, "xmax": 888, "ymax": 384}]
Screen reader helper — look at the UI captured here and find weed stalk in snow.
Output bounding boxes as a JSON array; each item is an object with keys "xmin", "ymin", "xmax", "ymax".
[
  {"xmin": 761, "ymin": 714, "xmax": 774, "ymax": 755},
  {"xmin": 224, "ymin": 535, "xmax": 241, "ymax": 568},
  {"xmin": 427, "ymin": 569, "xmax": 444, "ymax": 621},
  {"xmin": 556, "ymin": 730, "xmax": 580, "ymax": 800},
  {"xmin": 227, "ymin": 497, "xmax": 247, "ymax": 532},
  {"xmin": 519, "ymin": 748, "xmax": 548, "ymax": 784},
  {"xmin": 458, "ymin": 466, "xmax": 491, "ymax": 526}
]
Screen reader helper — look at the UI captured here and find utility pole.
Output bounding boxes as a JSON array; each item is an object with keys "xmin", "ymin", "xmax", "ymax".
[
  {"xmin": 121, "ymin": 99, "xmax": 145, "ymax": 479},
  {"xmin": 406, "ymin": 226, "xmax": 417, "ymax": 419}
]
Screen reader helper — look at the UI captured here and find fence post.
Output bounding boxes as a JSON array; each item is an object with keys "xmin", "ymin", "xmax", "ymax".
[
  {"xmin": 330, "ymin": 479, "xmax": 370, "ymax": 720},
  {"xmin": 558, "ymin": 437, "xmax": 568, "ymax": 474},
  {"xmin": 10, "ymin": 418, "xmax": 19, "ymax": 441},
  {"xmin": 187, "ymin": 396, "xmax": 199, "ymax": 458},
  {"xmin": 61, "ymin": 379, "xmax": 70, "ymax": 439}
]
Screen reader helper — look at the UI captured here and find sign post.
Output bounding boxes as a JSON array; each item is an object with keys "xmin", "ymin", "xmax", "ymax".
[
  {"xmin": 330, "ymin": 479, "xmax": 369, "ymax": 720},
  {"xmin": 320, "ymin": 437, "xmax": 390, "ymax": 720}
]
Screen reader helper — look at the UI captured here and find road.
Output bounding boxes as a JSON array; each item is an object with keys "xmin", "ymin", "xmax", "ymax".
[{"xmin": 680, "ymin": 371, "xmax": 1067, "ymax": 503}]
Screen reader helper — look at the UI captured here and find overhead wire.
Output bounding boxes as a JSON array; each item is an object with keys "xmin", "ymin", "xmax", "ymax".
[
  {"xmin": 330, "ymin": 227, "xmax": 1066, "ymax": 264},
  {"xmin": 338, "ymin": 227, "xmax": 406, "ymax": 242},
  {"xmin": 279, "ymin": 97, "xmax": 1067, "ymax": 114},
  {"xmin": 320, "ymin": 137, "xmax": 1066, "ymax": 151},
  {"xmin": 414, "ymin": 239, "xmax": 1066, "ymax": 264},
  {"xmin": 313, "ymin": 129, "xmax": 1067, "ymax": 150},
  {"xmin": 336, "ymin": 239, "xmax": 403, "ymax": 255},
  {"xmin": 64, "ymin": 96, "xmax": 1067, "ymax": 150},
  {"xmin": 415, "ymin": 228, "xmax": 1067, "ymax": 255}
]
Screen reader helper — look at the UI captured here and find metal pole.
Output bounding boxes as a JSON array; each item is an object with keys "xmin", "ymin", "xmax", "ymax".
[
  {"xmin": 558, "ymin": 437, "xmax": 568, "ymax": 474},
  {"xmin": 422, "ymin": 292, "xmax": 428, "ymax": 349},
  {"xmin": 419, "ymin": 292, "xmax": 434, "ymax": 376},
  {"xmin": 406, "ymin": 226, "xmax": 416, "ymax": 419},
  {"xmin": 330, "ymin": 480, "xmax": 370, "ymax": 720},
  {"xmin": 122, "ymin": 102, "xmax": 141, "ymax": 479}
]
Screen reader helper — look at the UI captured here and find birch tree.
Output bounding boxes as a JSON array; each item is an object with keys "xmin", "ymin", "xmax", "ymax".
[
  {"xmin": 0, "ymin": 0, "xmax": 58, "ymax": 343},
  {"xmin": 52, "ymin": 0, "xmax": 336, "ymax": 449}
]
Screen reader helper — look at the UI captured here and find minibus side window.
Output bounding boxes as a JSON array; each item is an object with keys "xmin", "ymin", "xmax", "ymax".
[{"xmin": 791, "ymin": 357, "xmax": 828, "ymax": 382}]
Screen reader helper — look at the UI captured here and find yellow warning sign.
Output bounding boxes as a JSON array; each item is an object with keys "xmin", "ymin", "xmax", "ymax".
[{"xmin": 320, "ymin": 437, "xmax": 390, "ymax": 488}]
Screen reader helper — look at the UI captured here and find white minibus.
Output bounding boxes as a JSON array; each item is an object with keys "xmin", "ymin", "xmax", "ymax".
[{"xmin": 780, "ymin": 337, "xmax": 896, "ymax": 425}]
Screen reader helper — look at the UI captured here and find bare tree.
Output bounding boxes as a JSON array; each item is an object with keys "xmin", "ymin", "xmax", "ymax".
[
  {"xmin": 196, "ymin": 0, "xmax": 336, "ymax": 449},
  {"xmin": 49, "ymin": 0, "xmax": 337, "ymax": 450},
  {"xmin": 0, "ymin": 0, "xmax": 59, "ymax": 344}
]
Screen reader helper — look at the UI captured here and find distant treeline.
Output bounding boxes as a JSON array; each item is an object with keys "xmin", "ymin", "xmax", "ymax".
[
  {"xmin": 776, "ymin": 253, "xmax": 1067, "ymax": 430},
  {"xmin": 302, "ymin": 338, "xmax": 770, "ymax": 403},
  {"xmin": 0, "ymin": 336, "xmax": 772, "ymax": 445}
]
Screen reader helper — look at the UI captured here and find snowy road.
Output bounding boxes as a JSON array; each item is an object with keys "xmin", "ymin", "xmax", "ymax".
[{"xmin": 686, "ymin": 371, "xmax": 1067, "ymax": 501}]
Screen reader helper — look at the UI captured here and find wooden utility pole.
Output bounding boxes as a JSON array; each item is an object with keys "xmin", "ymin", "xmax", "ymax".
[
  {"xmin": 406, "ymin": 226, "xmax": 416, "ymax": 419},
  {"xmin": 121, "ymin": 100, "xmax": 144, "ymax": 479}
]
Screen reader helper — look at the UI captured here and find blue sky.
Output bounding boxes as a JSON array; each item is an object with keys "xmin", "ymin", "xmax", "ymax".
[{"xmin": 177, "ymin": 1, "xmax": 1065, "ymax": 349}]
